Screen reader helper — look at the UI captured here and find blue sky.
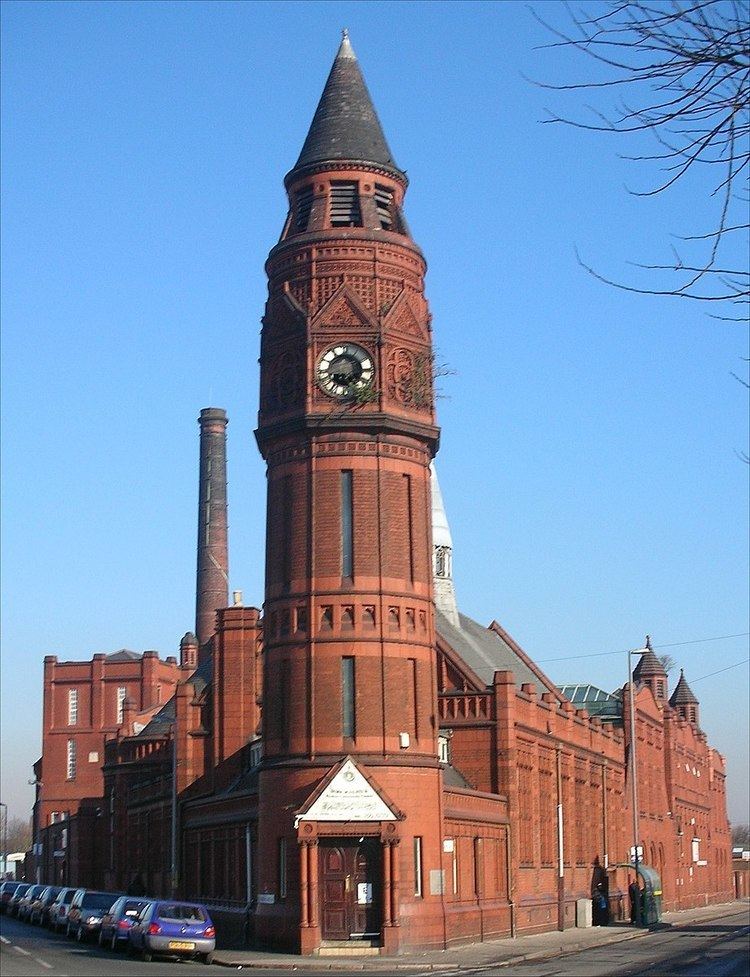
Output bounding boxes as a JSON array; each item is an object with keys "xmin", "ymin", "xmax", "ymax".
[{"xmin": 2, "ymin": 1, "xmax": 748, "ymax": 827}]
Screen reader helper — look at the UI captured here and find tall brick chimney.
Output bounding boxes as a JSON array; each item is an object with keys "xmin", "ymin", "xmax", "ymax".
[{"xmin": 195, "ymin": 407, "xmax": 229, "ymax": 655}]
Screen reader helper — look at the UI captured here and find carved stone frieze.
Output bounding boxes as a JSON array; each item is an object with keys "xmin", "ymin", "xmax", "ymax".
[
  {"xmin": 385, "ymin": 346, "xmax": 433, "ymax": 408},
  {"xmin": 262, "ymin": 346, "xmax": 306, "ymax": 411}
]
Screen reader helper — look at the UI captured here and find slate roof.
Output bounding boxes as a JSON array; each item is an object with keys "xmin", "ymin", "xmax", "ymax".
[
  {"xmin": 441, "ymin": 763, "xmax": 474, "ymax": 790},
  {"xmin": 135, "ymin": 656, "xmax": 212, "ymax": 739},
  {"xmin": 633, "ymin": 649, "xmax": 666, "ymax": 680},
  {"xmin": 106, "ymin": 649, "xmax": 142, "ymax": 662},
  {"xmin": 436, "ymin": 609, "xmax": 549, "ymax": 691},
  {"xmin": 669, "ymin": 669, "xmax": 698, "ymax": 706},
  {"xmin": 291, "ymin": 31, "xmax": 404, "ymax": 180}
]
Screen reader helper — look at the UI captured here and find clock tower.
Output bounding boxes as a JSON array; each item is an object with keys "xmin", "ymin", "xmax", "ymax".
[{"xmin": 255, "ymin": 31, "xmax": 444, "ymax": 953}]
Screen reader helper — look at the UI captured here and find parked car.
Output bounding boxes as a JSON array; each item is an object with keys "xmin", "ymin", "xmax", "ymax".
[
  {"xmin": 98, "ymin": 896, "xmax": 152, "ymax": 951},
  {"xmin": 0, "ymin": 881, "xmax": 23, "ymax": 914},
  {"xmin": 6, "ymin": 883, "xmax": 32, "ymax": 917},
  {"xmin": 17, "ymin": 884, "xmax": 47, "ymax": 922},
  {"xmin": 48, "ymin": 887, "xmax": 79, "ymax": 931},
  {"xmin": 66, "ymin": 889, "xmax": 119, "ymax": 941},
  {"xmin": 127, "ymin": 900, "xmax": 215, "ymax": 964},
  {"xmin": 29, "ymin": 886, "xmax": 62, "ymax": 926}
]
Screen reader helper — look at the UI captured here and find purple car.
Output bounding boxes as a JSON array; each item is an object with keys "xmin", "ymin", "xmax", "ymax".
[
  {"xmin": 98, "ymin": 896, "xmax": 152, "ymax": 951},
  {"xmin": 128, "ymin": 901, "xmax": 215, "ymax": 964}
]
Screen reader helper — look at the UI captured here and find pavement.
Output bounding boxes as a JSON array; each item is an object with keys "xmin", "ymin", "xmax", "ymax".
[{"xmin": 213, "ymin": 899, "xmax": 750, "ymax": 971}]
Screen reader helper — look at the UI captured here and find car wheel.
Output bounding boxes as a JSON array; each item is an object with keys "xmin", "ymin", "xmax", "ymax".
[
  {"xmin": 65, "ymin": 924, "xmax": 71, "ymax": 938},
  {"xmin": 203, "ymin": 951, "xmax": 214, "ymax": 965},
  {"xmin": 142, "ymin": 949, "xmax": 152, "ymax": 962},
  {"xmin": 76, "ymin": 926, "xmax": 83, "ymax": 942},
  {"xmin": 111, "ymin": 934, "xmax": 119, "ymax": 952}
]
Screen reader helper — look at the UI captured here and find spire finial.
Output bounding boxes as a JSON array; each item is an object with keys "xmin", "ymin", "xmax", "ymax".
[
  {"xmin": 645, "ymin": 634, "xmax": 652, "ymax": 650},
  {"xmin": 337, "ymin": 27, "xmax": 356, "ymax": 60}
]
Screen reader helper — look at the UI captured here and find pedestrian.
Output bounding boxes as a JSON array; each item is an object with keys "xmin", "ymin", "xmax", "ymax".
[
  {"xmin": 593, "ymin": 883, "xmax": 609, "ymax": 925},
  {"xmin": 590, "ymin": 857, "xmax": 609, "ymax": 926},
  {"xmin": 628, "ymin": 879, "xmax": 639, "ymax": 924},
  {"xmin": 127, "ymin": 872, "xmax": 146, "ymax": 896}
]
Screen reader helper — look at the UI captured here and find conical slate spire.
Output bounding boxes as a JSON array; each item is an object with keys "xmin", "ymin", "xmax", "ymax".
[
  {"xmin": 633, "ymin": 640, "xmax": 666, "ymax": 681},
  {"xmin": 291, "ymin": 30, "xmax": 403, "ymax": 179},
  {"xmin": 669, "ymin": 669, "xmax": 698, "ymax": 706}
]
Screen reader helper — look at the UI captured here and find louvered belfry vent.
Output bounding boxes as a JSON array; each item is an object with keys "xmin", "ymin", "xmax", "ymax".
[
  {"xmin": 329, "ymin": 181, "xmax": 362, "ymax": 227},
  {"xmin": 374, "ymin": 184, "xmax": 394, "ymax": 229},
  {"xmin": 294, "ymin": 185, "xmax": 314, "ymax": 231}
]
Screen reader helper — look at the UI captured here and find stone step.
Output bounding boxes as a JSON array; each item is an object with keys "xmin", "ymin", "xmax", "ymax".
[{"xmin": 317, "ymin": 940, "xmax": 381, "ymax": 956}]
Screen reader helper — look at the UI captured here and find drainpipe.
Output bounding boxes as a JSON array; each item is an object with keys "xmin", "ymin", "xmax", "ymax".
[
  {"xmin": 556, "ymin": 748, "xmax": 565, "ymax": 930},
  {"xmin": 170, "ymin": 728, "xmax": 177, "ymax": 898},
  {"xmin": 245, "ymin": 824, "xmax": 253, "ymax": 945},
  {"xmin": 505, "ymin": 823, "xmax": 516, "ymax": 937},
  {"xmin": 602, "ymin": 762, "xmax": 609, "ymax": 867}
]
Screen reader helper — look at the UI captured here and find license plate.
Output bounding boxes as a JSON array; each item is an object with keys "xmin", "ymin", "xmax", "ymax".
[{"xmin": 168, "ymin": 941, "xmax": 195, "ymax": 950}]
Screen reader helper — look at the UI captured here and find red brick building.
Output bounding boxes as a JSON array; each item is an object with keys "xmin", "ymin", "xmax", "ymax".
[
  {"xmin": 31, "ymin": 32, "xmax": 733, "ymax": 952},
  {"xmin": 32, "ymin": 649, "xmax": 181, "ymax": 885}
]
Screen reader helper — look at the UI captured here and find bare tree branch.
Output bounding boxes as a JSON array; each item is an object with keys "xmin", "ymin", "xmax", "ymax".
[{"xmin": 531, "ymin": 0, "xmax": 750, "ymax": 311}]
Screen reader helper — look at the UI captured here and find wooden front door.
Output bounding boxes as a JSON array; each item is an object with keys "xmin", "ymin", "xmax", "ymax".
[{"xmin": 320, "ymin": 838, "xmax": 382, "ymax": 940}]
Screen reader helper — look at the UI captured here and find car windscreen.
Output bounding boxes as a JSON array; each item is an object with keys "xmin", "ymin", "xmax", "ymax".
[
  {"xmin": 62, "ymin": 890, "xmax": 76, "ymax": 903},
  {"xmin": 156, "ymin": 903, "xmax": 207, "ymax": 922},
  {"xmin": 81, "ymin": 893, "xmax": 117, "ymax": 910},
  {"xmin": 2, "ymin": 883, "xmax": 20, "ymax": 893}
]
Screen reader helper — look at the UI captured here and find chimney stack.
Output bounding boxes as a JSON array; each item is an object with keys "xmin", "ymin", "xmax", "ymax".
[{"xmin": 195, "ymin": 408, "xmax": 229, "ymax": 656}]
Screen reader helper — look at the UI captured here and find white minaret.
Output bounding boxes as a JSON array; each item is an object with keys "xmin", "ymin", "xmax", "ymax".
[{"xmin": 430, "ymin": 463, "xmax": 460, "ymax": 627}]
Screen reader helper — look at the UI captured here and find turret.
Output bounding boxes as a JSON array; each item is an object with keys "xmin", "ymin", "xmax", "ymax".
[
  {"xmin": 632, "ymin": 635, "xmax": 668, "ymax": 701},
  {"xmin": 179, "ymin": 632, "xmax": 199, "ymax": 671},
  {"xmin": 669, "ymin": 668, "xmax": 699, "ymax": 725}
]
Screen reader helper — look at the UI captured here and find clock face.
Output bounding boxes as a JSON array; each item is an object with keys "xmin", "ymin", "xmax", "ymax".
[{"xmin": 317, "ymin": 343, "xmax": 374, "ymax": 399}]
